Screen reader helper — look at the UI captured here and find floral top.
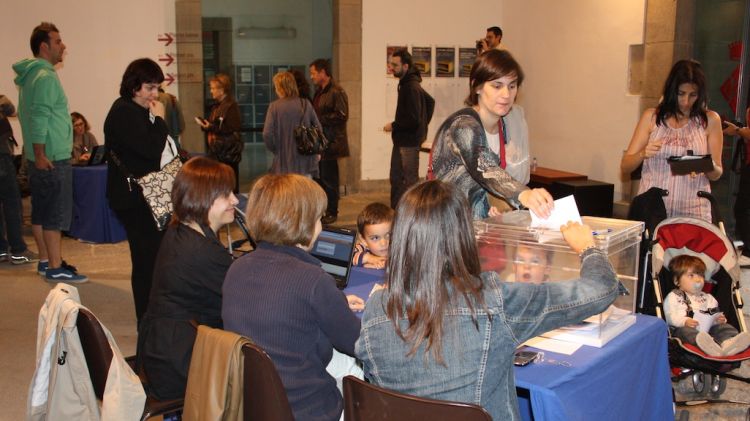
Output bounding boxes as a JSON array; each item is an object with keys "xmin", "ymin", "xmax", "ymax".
[{"xmin": 637, "ymin": 117, "xmax": 711, "ymax": 221}]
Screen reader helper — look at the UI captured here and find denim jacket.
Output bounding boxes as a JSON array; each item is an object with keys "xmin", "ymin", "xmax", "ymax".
[{"xmin": 355, "ymin": 248, "xmax": 618, "ymax": 420}]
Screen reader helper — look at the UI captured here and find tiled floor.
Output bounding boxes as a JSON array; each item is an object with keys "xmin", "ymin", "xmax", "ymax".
[{"xmin": 1, "ymin": 189, "xmax": 748, "ymax": 420}]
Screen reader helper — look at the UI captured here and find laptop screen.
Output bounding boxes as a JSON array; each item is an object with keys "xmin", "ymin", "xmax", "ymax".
[
  {"xmin": 87, "ymin": 145, "xmax": 107, "ymax": 166},
  {"xmin": 309, "ymin": 227, "xmax": 356, "ymax": 289}
]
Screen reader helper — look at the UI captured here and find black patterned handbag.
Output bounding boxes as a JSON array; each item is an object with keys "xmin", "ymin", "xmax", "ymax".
[
  {"xmin": 108, "ymin": 148, "xmax": 182, "ymax": 231},
  {"xmin": 294, "ymin": 99, "xmax": 329, "ymax": 155}
]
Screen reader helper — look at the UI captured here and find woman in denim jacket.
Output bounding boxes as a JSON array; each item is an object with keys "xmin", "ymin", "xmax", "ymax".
[{"xmin": 355, "ymin": 180, "xmax": 619, "ymax": 420}]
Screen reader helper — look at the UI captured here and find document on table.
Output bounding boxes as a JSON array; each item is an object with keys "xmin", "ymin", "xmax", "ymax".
[
  {"xmin": 523, "ymin": 336, "xmax": 582, "ymax": 355},
  {"xmin": 530, "ymin": 195, "xmax": 582, "ymax": 243}
]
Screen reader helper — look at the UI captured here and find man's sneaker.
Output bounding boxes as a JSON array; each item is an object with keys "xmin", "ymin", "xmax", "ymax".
[
  {"xmin": 61, "ymin": 260, "xmax": 78, "ymax": 274},
  {"xmin": 37, "ymin": 260, "xmax": 49, "ymax": 275},
  {"xmin": 38, "ymin": 259, "xmax": 77, "ymax": 275},
  {"xmin": 0, "ymin": 252, "xmax": 8, "ymax": 263},
  {"xmin": 11, "ymin": 249, "xmax": 40, "ymax": 265},
  {"xmin": 45, "ymin": 267, "xmax": 88, "ymax": 284},
  {"xmin": 321, "ymin": 213, "xmax": 337, "ymax": 225}
]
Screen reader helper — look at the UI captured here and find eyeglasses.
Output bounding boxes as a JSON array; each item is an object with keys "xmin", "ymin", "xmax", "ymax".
[{"xmin": 73, "ymin": 122, "xmax": 85, "ymax": 128}]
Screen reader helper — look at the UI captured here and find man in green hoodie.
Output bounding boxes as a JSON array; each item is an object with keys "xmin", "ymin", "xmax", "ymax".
[{"xmin": 13, "ymin": 22, "xmax": 87, "ymax": 283}]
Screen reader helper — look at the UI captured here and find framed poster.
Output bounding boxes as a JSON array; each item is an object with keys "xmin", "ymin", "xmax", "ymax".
[
  {"xmin": 237, "ymin": 65, "xmax": 253, "ymax": 84},
  {"xmin": 412, "ymin": 46, "xmax": 432, "ymax": 77},
  {"xmin": 386, "ymin": 45, "xmax": 408, "ymax": 75},
  {"xmin": 435, "ymin": 47, "xmax": 455, "ymax": 77},
  {"xmin": 458, "ymin": 48, "xmax": 477, "ymax": 77}
]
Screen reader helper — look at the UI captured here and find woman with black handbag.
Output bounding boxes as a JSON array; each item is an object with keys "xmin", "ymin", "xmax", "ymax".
[
  {"xmin": 197, "ymin": 73, "xmax": 242, "ymax": 193},
  {"xmin": 104, "ymin": 58, "xmax": 170, "ymax": 327},
  {"xmin": 263, "ymin": 71, "xmax": 323, "ymax": 177}
]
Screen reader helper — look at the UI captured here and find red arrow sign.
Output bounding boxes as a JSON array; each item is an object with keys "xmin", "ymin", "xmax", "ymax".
[
  {"xmin": 164, "ymin": 73, "xmax": 176, "ymax": 86},
  {"xmin": 159, "ymin": 54, "xmax": 174, "ymax": 67},
  {"xmin": 158, "ymin": 33, "xmax": 174, "ymax": 46}
]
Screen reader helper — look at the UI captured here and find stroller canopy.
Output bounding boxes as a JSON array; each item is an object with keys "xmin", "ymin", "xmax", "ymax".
[{"xmin": 651, "ymin": 217, "xmax": 740, "ymax": 285}]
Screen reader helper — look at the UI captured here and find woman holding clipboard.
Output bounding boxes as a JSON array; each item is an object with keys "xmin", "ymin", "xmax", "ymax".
[{"xmin": 621, "ymin": 59, "xmax": 723, "ymax": 221}]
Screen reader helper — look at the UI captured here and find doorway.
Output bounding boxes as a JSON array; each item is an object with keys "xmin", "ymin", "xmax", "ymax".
[
  {"xmin": 201, "ymin": 0, "xmax": 334, "ymax": 187},
  {"xmin": 694, "ymin": 0, "xmax": 750, "ymax": 237}
]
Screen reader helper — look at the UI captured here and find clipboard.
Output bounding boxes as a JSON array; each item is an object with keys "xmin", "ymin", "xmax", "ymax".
[{"xmin": 667, "ymin": 154, "xmax": 713, "ymax": 175}]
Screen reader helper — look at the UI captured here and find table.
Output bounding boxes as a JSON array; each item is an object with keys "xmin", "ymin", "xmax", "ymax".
[
  {"xmin": 529, "ymin": 166, "xmax": 587, "ymax": 187},
  {"xmin": 514, "ymin": 314, "xmax": 672, "ymax": 420},
  {"xmin": 344, "ymin": 267, "xmax": 674, "ymax": 421},
  {"xmin": 70, "ymin": 165, "xmax": 127, "ymax": 243}
]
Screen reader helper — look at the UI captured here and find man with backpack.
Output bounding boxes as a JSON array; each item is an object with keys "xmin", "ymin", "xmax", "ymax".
[{"xmin": 383, "ymin": 48, "xmax": 435, "ymax": 209}]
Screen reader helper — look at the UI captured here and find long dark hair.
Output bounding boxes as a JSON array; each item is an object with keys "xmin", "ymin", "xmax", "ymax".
[
  {"xmin": 656, "ymin": 59, "xmax": 708, "ymax": 127},
  {"xmin": 385, "ymin": 180, "xmax": 485, "ymax": 364}
]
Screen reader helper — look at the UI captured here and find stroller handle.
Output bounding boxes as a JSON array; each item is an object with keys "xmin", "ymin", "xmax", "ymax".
[{"xmin": 697, "ymin": 191, "xmax": 722, "ymax": 228}]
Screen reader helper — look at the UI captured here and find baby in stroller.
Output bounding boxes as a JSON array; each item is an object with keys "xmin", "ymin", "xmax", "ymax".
[{"xmin": 664, "ymin": 255, "xmax": 750, "ymax": 356}]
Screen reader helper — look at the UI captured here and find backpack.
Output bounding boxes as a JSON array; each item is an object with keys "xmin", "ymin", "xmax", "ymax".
[{"xmin": 423, "ymin": 89, "xmax": 435, "ymax": 127}]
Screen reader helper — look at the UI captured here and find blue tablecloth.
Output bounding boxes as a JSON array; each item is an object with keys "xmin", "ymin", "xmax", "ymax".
[
  {"xmin": 69, "ymin": 165, "xmax": 127, "ymax": 243},
  {"xmin": 344, "ymin": 267, "xmax": 674, "ymax": 421}
]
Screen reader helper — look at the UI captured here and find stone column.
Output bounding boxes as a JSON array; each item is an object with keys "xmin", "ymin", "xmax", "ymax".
[
  {"xmin": 175, "ymin": 0, "xmax": 205, "ymax": 153},
  {"xmin": 621, "ymin": 0, "xmax": 696, "ymax": 202},
  {"xmin": 334, "ymin": 0, "xmax": 362, "ymax": 194},
  {"xmin": 641, "ymin": 0, "xmax": 696, "ymax": 112}
]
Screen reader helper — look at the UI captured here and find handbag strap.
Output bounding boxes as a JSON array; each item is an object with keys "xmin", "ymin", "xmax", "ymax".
[
  {"xmin": 298, "ymin": 99, "xmax": 307, "ymax": 126},
  {"xmin": 107, "ymin": 149, "xmax": 138, "ymax": 191}
]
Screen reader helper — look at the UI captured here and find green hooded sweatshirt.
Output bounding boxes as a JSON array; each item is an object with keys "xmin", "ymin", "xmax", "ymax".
[{"xmin": 12, "ymin": 58, "xmax": 72, "ymax": 162}]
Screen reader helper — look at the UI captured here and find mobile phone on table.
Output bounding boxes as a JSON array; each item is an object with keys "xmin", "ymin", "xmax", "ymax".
[{"xmin": 513, "ymin": 350, "xmax": 540, "ymax": 366}]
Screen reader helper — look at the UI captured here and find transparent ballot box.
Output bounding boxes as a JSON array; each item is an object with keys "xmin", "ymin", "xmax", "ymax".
[{"xmin": 474, "ymin": 212, "xmax": 644, "ymax": 347}]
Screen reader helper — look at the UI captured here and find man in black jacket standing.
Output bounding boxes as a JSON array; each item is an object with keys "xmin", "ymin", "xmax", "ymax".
[
  {"xmin": 384, "ymin": 49, "xmax": 433, "ymax": 209},
  {"xmin": 310, "ymin": 59, "xmax": 349, "ymax": 225}
]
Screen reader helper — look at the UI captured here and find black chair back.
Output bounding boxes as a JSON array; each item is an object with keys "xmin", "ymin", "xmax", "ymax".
[
  {"xmin": 343, "ymin": 375, "xmax": 492, "ymax": 421},
  {"xmin": 75, "ymin": 307, "xmax": 113, "ymax": 400},
  {"xmin": 75, "ymin": 307, "xmax": 184, "ymax": 421},
  {"xmin": 242, "ymin": 342, "xmax": 294, "ymax": 421}
]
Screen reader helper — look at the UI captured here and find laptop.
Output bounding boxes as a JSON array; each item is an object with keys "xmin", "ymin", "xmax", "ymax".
[
  {"xmin": 87, "ymin": 145, "xmax": 107, "ymax": 166},
  {"xmin": 309, "ymin": 226, "xmax": 357, "ymax": 289}
]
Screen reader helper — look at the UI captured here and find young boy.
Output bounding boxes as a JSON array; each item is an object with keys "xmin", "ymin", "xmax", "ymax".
[
  {"xmin": 513, "ymin": 244, "xmax": 553, "ymax": 283},
  {"xmin": 664, "ymin": 255, "xmax": 750, "ymax": 356},
  {"xmin": 352, "ymin": 203, "xmax": 394, "ymax": 269}
]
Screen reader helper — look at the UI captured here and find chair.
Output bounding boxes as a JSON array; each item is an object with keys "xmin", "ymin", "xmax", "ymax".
[
  {"xmin": 242, "ymin": 342, "xmax": 294, "ymax": 421},
  {"xmin": 342, "ymin": 375, "xmax": 492, "ymax": 421},
  {"xmin": 75, "ymin": 307, "xmax": 184, "ymax": 421}
]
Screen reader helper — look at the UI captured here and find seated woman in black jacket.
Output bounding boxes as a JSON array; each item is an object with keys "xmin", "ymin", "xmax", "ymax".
[{"xmin": 137, "ymin": 156, "xmax": 239, "ymax": 400}]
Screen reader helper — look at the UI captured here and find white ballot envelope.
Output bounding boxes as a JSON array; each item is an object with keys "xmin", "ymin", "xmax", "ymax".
[
  {"xmin": 530, "ymin": 196, "xmax": 582, "ymax": 243},
  {"xmin": 694, "ymin": 311, "xmax": 720, "ymax": 333}
]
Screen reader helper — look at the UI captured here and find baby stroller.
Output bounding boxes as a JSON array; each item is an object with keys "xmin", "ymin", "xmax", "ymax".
[{"xmin": 650, "ymin": 216, "xmax": 750, "ymax": 405}]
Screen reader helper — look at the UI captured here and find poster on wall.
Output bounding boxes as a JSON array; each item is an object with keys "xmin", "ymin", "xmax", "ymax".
[
  {"xmin": 386, "ymin": 45, "xmax": 408, "ymax": 76},
  {"xmin": 458, "ymin": 48, "xmax": 477, "ymax": 78},
  {"xmin": 411, "ymin": 47, "xmax": 432, "ymax": 77},
  {"xmin": 237, "ymin": 65, "xmax": 253, "ymax": 84},
  {"xmin": 435, "ymin": 47, "xmax": 455, "ymax": 78}
]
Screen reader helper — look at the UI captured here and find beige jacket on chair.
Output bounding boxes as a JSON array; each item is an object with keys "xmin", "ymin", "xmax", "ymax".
[
  {"xmin": 27, "ymin": 283, "xmax": 146, "ymax": 421},
  {"xmin": 183, "ymin": 325, "xmax": 252, "ymax": 421}
]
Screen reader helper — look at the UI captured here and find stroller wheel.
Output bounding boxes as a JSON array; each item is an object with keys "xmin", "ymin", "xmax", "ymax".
[
  {"xmin": 691, "ymin": 372, "xmax": 705, "ymax": 394},
  {"xmin": 708, "ymin": 374, "xmax": 727, "ymax": 396}
]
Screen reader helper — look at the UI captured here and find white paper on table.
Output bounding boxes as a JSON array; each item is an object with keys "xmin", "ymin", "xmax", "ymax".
[
  {"xmin": 693, "ymin": 311, "xmax": 720, "ymax": 333},
  {"xmin": 523, "ymin": 336, "xmax": 583, "ymax": 355}
]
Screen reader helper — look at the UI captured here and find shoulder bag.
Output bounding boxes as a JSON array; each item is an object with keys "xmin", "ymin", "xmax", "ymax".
[
  {"xmin": 109, "ymin": 141, "xmax": 182, "ymax": 231},
  {"xmin": 209, "ymin": 132, "xmax": 244, "ymax": 164},
  {"xmin": 293, "ymin": 99, "xmax": 329, "ymax": 155}
]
